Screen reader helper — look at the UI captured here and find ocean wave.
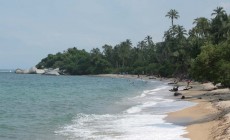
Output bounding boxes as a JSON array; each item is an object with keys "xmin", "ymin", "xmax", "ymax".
[
  {"xmin": 133, "ymin": 85, "xmax": 170, "ymax": 99},
  {"xmin": 55, "ymin": 84, "xmax": 191, "ymax": 140},
  {"xmin": 55, "ymin": 113, "xmax": 188, "ymax": 140}
]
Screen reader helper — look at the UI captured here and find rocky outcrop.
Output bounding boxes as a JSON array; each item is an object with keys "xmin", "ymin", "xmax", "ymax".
[
  {"xmin": 15, "ymin": 67, "xmax": 60, "ymax": 76},
  {"xmin": 36, "ymin": 69, "xmax": 45, "ymax": 74},
  {"xmin": 43, "ymin": 68, "xmax": 60, "ymax": 76},
  {"xmin": 174, "ymin": 92, "xmax": 182, "ymax": 96},
  {"xmin": 15, "ymin": 68, "xmax": 29, "ymax": 74},
  {"xmin": 202, "ymin": 83, "xmax": 218, "ymax": 91}
]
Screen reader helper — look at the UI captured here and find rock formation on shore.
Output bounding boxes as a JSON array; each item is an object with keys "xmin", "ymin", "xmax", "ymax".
[{"xmin": 15, "ymin": 67, "xmax": 60, "ymax": 76}]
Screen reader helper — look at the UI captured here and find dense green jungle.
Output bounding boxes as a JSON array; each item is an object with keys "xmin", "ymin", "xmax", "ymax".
[{"xmin": 37, "ymin": 7, "xmax": 230, "ymax": 87}]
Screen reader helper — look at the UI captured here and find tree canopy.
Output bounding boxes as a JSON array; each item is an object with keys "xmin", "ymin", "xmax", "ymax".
[
  {"xmin": 37, "ymin": 7, "xmax": 230, "ymax": 87},
  {"xmin": 165, "ymin": 9, "xmax": 180, "ymax": 26}
]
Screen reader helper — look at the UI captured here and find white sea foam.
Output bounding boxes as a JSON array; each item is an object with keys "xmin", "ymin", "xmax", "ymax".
[
  {"xmin": 55, "ymin": 113, "xmax": 189, "ymax": 140},
  {"xmin": 55, "ymin": 85, "xmax": 191, "ymax": 140},
  {"xmin": 126, "ymin": 101, "xmax": 158, "ymax": 114},
  {"xmin": 126, "ymin": 106, "xmax": 142, "ymax": 114},
  {"xmin": 133, "ymin": 86, "xmax": 170, "ymax": 99}
]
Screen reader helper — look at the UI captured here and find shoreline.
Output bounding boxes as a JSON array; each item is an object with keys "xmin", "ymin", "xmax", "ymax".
[
  {"xmin": 166, "ymin": 81, "xmax": 230, "ymax": 140},
  {"xmin": 95, "ymin": 74, "xmax": 173, "ymax": 82},
  {"xmin": 166, "ymin": 99, "xmax": 218, "ymax": 140},
  {"xmin": 97, "ymin": 74, "xmax": 230, "ymax": 139}
]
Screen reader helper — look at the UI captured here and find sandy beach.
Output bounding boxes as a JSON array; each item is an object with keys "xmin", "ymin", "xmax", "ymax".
[
  {"xmin": 166, "ymin": 81, "xmax": 230, "ymax": 140},
  {"xmin": 98, "ymin": 74, "xmax": 230, "ymax": 140}
]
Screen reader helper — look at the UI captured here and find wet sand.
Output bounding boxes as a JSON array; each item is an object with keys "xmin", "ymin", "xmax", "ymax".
[
  {"xmin": 97, "ymin": 74, "xmax": 230, "ymax": 139},
  {"xmin": 166, "ymin": 81, "xmax": 230, "ymax": 140}
]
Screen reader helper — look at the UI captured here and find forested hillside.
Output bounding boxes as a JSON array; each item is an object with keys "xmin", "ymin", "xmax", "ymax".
[{"xmin": 37, "ymin": 7, "xmax": 230, "ymax": 86}]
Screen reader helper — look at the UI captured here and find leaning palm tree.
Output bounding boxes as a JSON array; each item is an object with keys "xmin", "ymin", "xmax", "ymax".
[{"xmin": 165, "ymin": 9, "xmax": 180, "ymax": 26}]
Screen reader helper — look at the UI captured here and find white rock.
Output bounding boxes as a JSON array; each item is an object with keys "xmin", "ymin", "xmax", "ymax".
[
  {"xmin": 36, "ymin": 69, "xmax": 45, "ymax": 74},
  {"xmin": 43, "ymin": 70, "xmax": 60, "ymax": 76},
  {"xmin": 28, "ymin": 67, "xmax": 37, "ymax": 74},
  {"xmin": 15, "ymin": 69, "xmax": 24, "ymax": 74}
]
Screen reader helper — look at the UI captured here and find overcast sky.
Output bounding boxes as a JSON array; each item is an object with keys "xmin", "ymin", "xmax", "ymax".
[{"xmin": 0, "ymin": 0, "xmax": 230, "ymax": 69}]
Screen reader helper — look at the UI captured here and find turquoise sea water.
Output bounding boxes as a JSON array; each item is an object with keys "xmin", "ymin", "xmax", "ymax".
[{"xmin": 0, "ymin": 72, "xmax": 195, "ymax": 140}]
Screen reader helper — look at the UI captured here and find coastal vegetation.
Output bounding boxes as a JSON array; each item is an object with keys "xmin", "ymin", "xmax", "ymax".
[{"xmin": 37, "ymin": 7, "xmax": 230, "ymax": 87}]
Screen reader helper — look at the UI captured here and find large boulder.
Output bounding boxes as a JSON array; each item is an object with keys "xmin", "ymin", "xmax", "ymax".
[
  {"xmin": 15, "ymin": 68, "xmax": 29, "ymax": 74},
  {"xmin": 202, "ymin": 83, "xmax": 217, "ymax": 91},
  {"xmin": 43, "ymin": 68, "xmax": 60, "ymax": 76},
  {"xmin": 174, "ymin": 92, "xmax": 182, "ymax": 96},
  {"xmin": 43, "ymin": 70, "xmax": 60, "ymax": 76},
  {"xmin": 28, "ymin": 67, "xmax": 37, "ymax": 74},
  {"xmin": 16, "ymin": 67, "xmax": 37, "ymax": 74},
  {"xmin": 15, "ymin": 69, "xmax": 24, "ymax": 74},
  {"xmin": 35, "ymin": 69, "xmax": 45, "ymax": 74},
  {"xmin": 15, "ymin": 67, "xmax": 60, "ymax": 75}
]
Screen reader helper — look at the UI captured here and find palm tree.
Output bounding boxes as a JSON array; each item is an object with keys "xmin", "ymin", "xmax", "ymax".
[
  {"xmin": 144, "ymin": 35, "xmax": 155, "ymax": 58},
  {"xmin": 119, "ymin": 39, "xmax": 132, "ymax": 67},
  {"xmin": 165, "ymin": 25, "xmax": 185, "ymax": 39},
  {"xmin": 137, "ymin": 40, "xmax": 146, "ymax": 50},
  {"xmin": 211, "ymin": 7, "xmax": 228, "ymax": 44},
  {"xmin": 144, "ymin": 35, "xmax": 153, "ymax": 46},
  {"xmin": 211, "ymin": 7, "xmax": 226, "ymax": 18},
  {"xmin": 175, "ymin": 25, "xmax": 187, "ymax": 40},
  {"xmin": 137, "ymin": 41, "xmax": 147, "ymax": 61},
  {"xmin": 193, "ymin": 17, "xmax": 210, "ymax": 38},
  {"xmin": 165, "ymin": 9, "xmax": 180, "ymax": 26},
  {"xmin": 223, "ymin": 15, "xmax": 230, "ymax": 39}
]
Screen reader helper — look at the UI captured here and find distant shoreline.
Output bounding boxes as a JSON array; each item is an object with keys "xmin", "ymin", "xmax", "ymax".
[{"xmin": 94, "ymin": 73, "xmax": 174, "ymax": 82}]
